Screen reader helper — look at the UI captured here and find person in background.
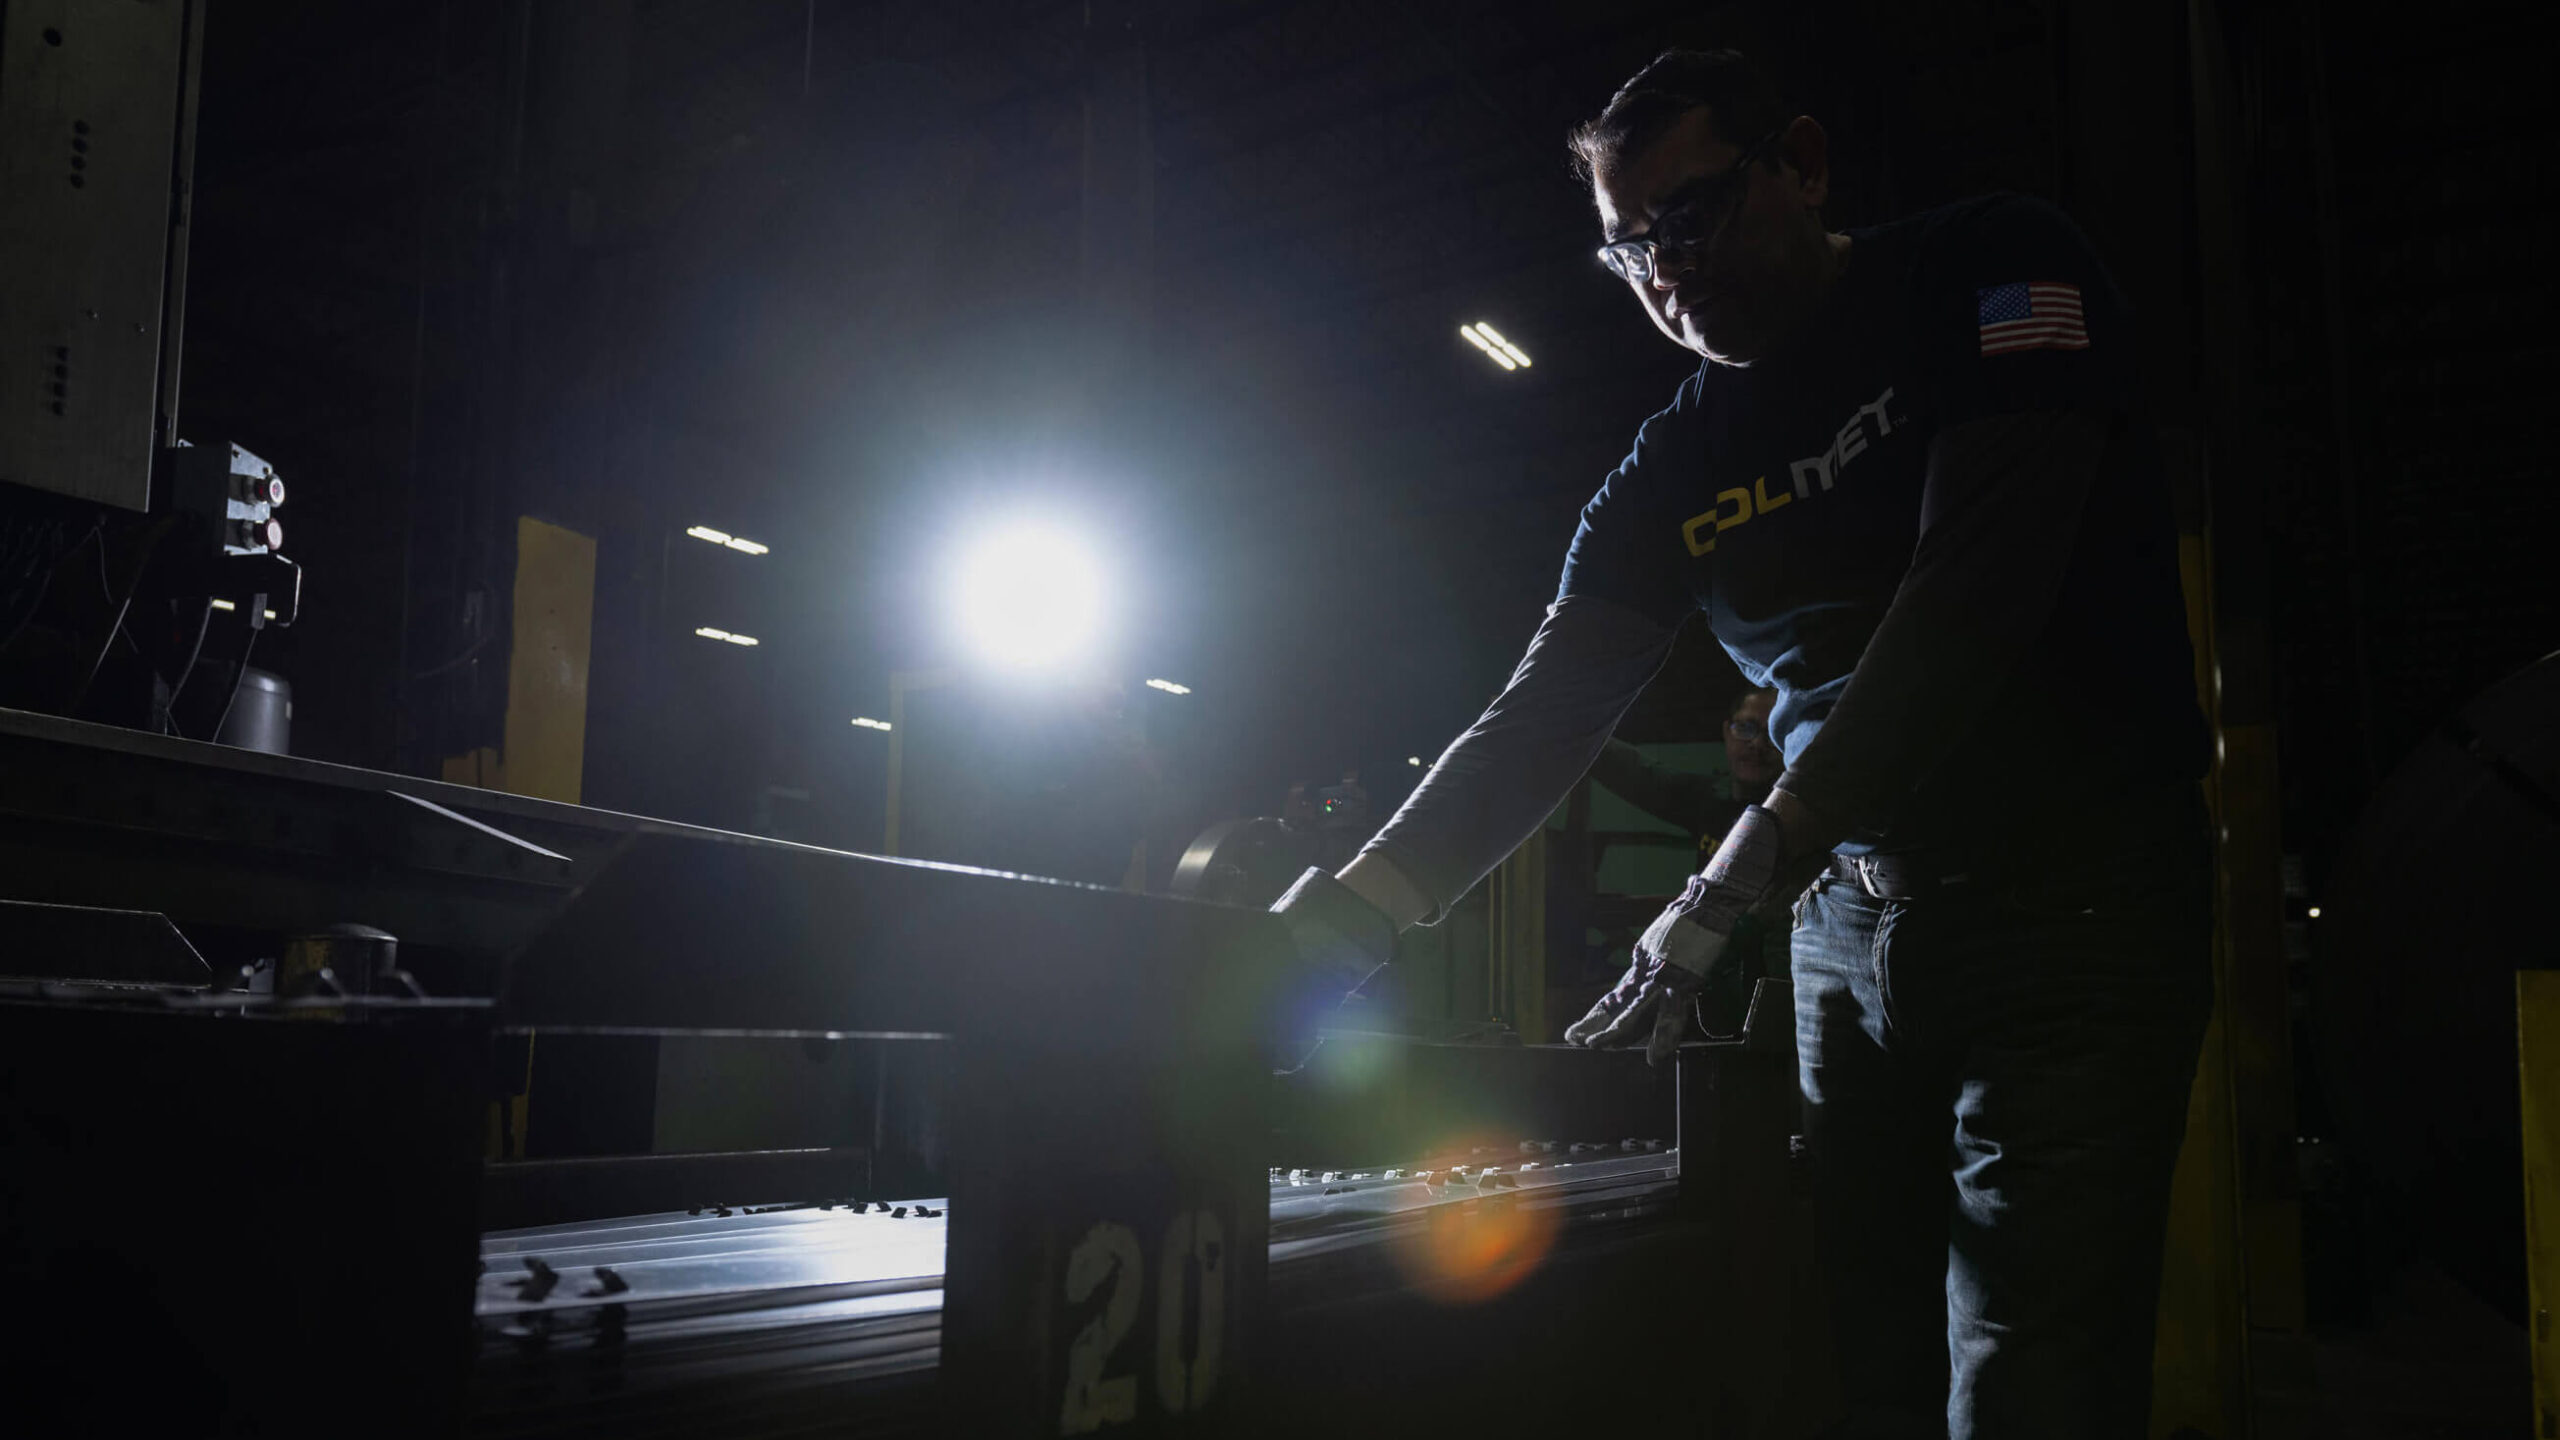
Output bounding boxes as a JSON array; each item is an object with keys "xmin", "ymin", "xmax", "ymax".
[{"xmin": 1589, "ymin": 686, "xmax": 1783, "ymax": 830}]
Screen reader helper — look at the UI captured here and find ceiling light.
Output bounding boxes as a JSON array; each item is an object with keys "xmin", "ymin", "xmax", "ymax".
[
  {"xmin": 209, "ymin": 598, "xmax": 236, "ymax": 612},
  {"xmin": 1473, "ymin": 321, "xmax": 1531, "ymax": 368},
  {"xmin": 1145, "ymin": 678, "xmax": 1191, "ymax": 695},
  {"xmin": 695, "ymin": 626, "xmax": 729, "ymax": 640},
  {"xmin": 851, "ymin": 716, "xmax": 893, "ymax": 731},
  {"xmin": 1461, "ymin": 321, "xmax": 1531, "ymax": 371},
  {"xmin": 2306, "ymin": 906, "xmax": 2321, "ymax": 919},
  {"xmin": 1408, "ymin": 756, "xmax": 1422, "ymax": 766},
  {"xmin": 724, "ymin": 632, "xmax": 759, "ymax": 646},
  {"xmin": 1459, "ymin": 324, "xmax": 1518, "ymax": 371},
  {"xmin": 687, "ymin": 524, "xmax": 770, "ymax": 555}
]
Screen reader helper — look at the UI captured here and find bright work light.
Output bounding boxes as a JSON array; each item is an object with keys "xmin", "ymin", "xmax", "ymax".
[{"xmin": 950, "ymin": 521, "xmax": 1110, "ymax": 673}]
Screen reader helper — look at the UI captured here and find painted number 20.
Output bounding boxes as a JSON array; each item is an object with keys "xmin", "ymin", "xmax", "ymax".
[{"xmin": 1057, "ymin": 1209, "xmax": 1226, "ymax": 1434}]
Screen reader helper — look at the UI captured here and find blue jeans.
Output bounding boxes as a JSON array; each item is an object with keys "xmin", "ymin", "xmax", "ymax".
[{"xmin": 1792, "ymin": 823, "xmax": 2212, "ymax": 1439}]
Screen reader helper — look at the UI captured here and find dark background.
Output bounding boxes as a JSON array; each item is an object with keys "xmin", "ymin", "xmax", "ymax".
[{"xmin": 172, "ymin": 0, "xmax": 2549, "ymax": 892}]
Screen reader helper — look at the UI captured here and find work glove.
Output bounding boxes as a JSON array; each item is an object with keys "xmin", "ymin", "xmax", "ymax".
[
  {"xmin": 1564, "ymin": 804, "xmax": 1786, "ymax": 1065},
  {"xmin": 1266, "ymin": 867, "xmax": 1396, "ymax": 1068}
]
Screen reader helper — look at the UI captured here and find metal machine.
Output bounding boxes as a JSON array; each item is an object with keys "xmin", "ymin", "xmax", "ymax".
[
  {"xmin": 0, "ymin": 706, "xmax": 1805, "ymax": 1437},
  {"xmin": 0, "ymin": 0, "xmax": 202, "ymax": 513},
  {"xmin": 2, "ymin": 0, "xmax": 305, "ymax": 749}
]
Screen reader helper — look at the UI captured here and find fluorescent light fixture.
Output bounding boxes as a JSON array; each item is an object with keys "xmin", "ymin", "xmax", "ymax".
[
  {"xmin": 1473, "ymin": 321, "xmax": 1531, "ymax": 368},
  {"xmin": 851, "ymin": 716, "xmax": 893, "ymax": 731},
  {"xmin": 695, "ymin": 626, "xmax": 731, "ymax": 640},
  {"xmin": 1145, "ymin": 678, "xmax": 1191, "ymax": 695},
  {"xmin": 1408, "ymin": 756, "xmax": 1422, "ymax": 766},
  {"xmin": 724, "ymin": 632, "xmax": 759, "ymax": 646},
  {"xmin": 950, "ymin": 520, "xmax": 1109, "ymax": 672},
  {"xmin": 263, "ymin": 609, "xmax": 278, "ymax": 621},
  {"xmin": 1458, "ymin": 324, "xmax": 1518, "ymax": 371},
  {"xmin": 209, "ymin": 598, "xmax": 237, "ymax": 612},
  {"xmin": 687, "ymin": 524, "xmax": 769, "ymax": 555},
  {"xmin": 1460, "ymin": 321, "xmax": 1531, "ymax": 371}
]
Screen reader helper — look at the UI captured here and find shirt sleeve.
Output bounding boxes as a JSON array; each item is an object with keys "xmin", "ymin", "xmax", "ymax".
[
  {"xmin": 1553, "ymin": 379, "xmax": 1702, "ymax": 628},
  {"xmin": 1921, "ymin": 195, "xmax": 2140, "ymax": 425},
  {"xmin": 1357, "ymin": 596, "xmax": 1677, "ymax": 923},
  {"xmin": 1770, "ymin": 409, "xmax": 2111, "ymax": 838},
  {"xmin": 1770, "ymin": 199, "xmax": 2142, "ymax": 842}
]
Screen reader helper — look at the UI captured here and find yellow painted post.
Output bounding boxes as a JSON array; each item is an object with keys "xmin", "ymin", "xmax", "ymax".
[
  {"xmin": 883, "ymin": 669, "xmax": 953, "ymax": 857},
  {"xmin": 498, "ymin": 516, "xmax": 596, "ymax": 804},
  {"xmin": 1488, "ymin": 829, "xmax": 1547, "ymax": 1042},
  {"xmin": 2148, "ymin": 530, "xmax": 2253, "ymax": 1438},
  {"xmin": 2154, "ymin": 1000, "xmax": 2252, "ymax": 1436},
  {"xmin": 2520, "ymin": 972, "xmax": 2560, "ymax": 1436}
]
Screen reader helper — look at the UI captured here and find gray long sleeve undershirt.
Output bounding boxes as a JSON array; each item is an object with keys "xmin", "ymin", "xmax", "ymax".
[{"xmin": 1355, "ymin": 596, "xmax": 1676, "ymax": 924}]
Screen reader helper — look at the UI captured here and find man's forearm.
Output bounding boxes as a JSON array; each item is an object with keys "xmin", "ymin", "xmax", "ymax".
[
  {"xmin": 1773, "ymin": 409, "xmax": 2112, "ymax": 849},
  {"xmin": 1351, "ymin": 597, "xmax": 1676, "ymax": 926}
]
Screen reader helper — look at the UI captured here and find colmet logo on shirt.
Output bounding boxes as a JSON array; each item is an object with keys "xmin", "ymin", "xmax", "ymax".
[{"xmin": 1682, "ymin": 386, "xmax": 1899, "ymax": 556}]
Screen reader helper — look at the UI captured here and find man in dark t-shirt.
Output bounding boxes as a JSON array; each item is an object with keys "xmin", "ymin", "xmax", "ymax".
[{"xmin": 1266, "ymin": 48, "xmax": 2213, "ymax": 1439}]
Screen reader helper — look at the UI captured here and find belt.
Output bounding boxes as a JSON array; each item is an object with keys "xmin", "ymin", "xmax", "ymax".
[
  {"xmin": 1822, "ymin": 787, "xmax": 2210, "ymax": 902},
  {"xmin": 1827, "ymin": 850, "xmax": 1991, "ymax": 901}
]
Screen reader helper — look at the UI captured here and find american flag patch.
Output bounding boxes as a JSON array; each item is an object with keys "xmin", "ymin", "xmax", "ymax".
[{"xmin": 1977, "ymin": 282, "xmax": 2088, "ymax": 356}]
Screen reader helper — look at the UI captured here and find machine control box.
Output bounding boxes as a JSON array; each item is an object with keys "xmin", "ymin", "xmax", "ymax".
[{"xmin": 169, "ymin": 440, "xmax": 285, "ymax": 555}]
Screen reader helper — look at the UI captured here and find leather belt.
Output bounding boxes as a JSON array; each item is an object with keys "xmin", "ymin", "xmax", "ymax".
[{"xmin": 1827, "ymin": 850, "xmax": 1988, "ymax": 901}]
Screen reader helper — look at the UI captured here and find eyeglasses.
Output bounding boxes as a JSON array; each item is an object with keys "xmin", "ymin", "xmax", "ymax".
[
  {"xmin": 1724, "ymin": 715, "xmax": 1770, "ymax": 744},
  {"xmin": 1596, "ymin": 129, "xmax": 1784, "ymax": 286}
]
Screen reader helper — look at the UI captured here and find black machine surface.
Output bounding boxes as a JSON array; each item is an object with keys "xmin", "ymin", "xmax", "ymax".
[{"xmin": 0, "ymin": 707, "xmax": 1804, "ymax": 1437}]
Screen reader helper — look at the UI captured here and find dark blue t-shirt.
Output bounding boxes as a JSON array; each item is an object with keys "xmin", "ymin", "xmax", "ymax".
[{"xmin": 1557, "ymin": 194, "xmax": 2206, "ymax": 852}]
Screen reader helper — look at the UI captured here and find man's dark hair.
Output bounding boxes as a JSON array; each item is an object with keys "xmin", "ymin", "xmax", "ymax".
[
  {"xmin": 1568, "ymin": 48, "xmax": 1787, "ymax": 184},
  {"xmin": 1725, "ymin": 687, "xmax": 1776, "ymax": 724}
]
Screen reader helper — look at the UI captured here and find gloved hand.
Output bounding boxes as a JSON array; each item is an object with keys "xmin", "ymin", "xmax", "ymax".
[
  {"xmin": 1267, "ymin": 867, "xmax": 1396, "ymax": 1066},
  {"xmin": 1564, "ymin": 804, "xmax": 1786, "ymax": 1064}
]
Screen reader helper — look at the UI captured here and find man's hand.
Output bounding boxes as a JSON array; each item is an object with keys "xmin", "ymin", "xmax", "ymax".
[
  {"xmin": 1565, "ymin": 804, "xmax": 1788, "ymax": 1064},
  {"xmin": 1267, "ymin": 867, "xmax": 1397, "ymax": 1066}
]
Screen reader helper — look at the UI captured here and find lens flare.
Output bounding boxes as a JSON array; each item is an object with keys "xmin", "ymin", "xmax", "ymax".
[{"xmin": 1389, "ymin": 1172, "xmax": 1561, "ymax": 1304}]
